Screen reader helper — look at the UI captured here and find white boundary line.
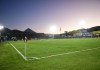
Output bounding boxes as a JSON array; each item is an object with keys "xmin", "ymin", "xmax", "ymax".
[
  {"xmin": 9, "ymin": 42, "xmax": 27, "ymax": 60},
  {"xmin": 36, "ymin": 47, "xmax": 100, "ymax": 60},
  {"xmin": 9, "ymin": 42, "xmax": 40, "ymax": 61},
  {"xmin": 9, "ymin": 42, "xmax": 100, "ymax": 61}
]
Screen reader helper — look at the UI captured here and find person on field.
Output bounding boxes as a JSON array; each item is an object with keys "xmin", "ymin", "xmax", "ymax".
[{"xmin": 24, "ymin": 36, "xmax": 27, "ymax": 42}]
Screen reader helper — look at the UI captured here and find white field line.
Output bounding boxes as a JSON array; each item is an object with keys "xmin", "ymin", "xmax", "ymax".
[
  {"xmin": 9, "ymin": 42, "xmax": 100, "ymax": 61},
  {"xmin": 9, "ymin": 42, "xmax": 27, "ymax": 60},
  {"xmin": 26, "ymin": 57, "xmax": 40, "ymax": 60},
  {"xmin": 35, "ymin": 47, "xmax": 100, "ymax": 60},
  {"xmin": 26, "ymin": 57, "xmax": 40, "ymax": 59},
  {"xmin": 9, "ymin": 42, "xmax": 39, "ymax": 61}
]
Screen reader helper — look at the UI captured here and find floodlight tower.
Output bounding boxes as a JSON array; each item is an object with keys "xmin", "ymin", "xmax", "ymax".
[
  {"xmin": 79, "ymin": 20, "xmax": 86, "ymax": 37},
  {"xmin": 79, "ymin": 20, "xmax": 86, "ymax": 29},
  {"xmin": 60, "ymin": 27, "xmax": 61, "ymax": 37},
  {"xmin": 49, "ymin": 25, "xmax": 57, "ymax": 38},
  {"xmin": 0, "ymin": 25, "xmax": 4, "ymax": 41}
]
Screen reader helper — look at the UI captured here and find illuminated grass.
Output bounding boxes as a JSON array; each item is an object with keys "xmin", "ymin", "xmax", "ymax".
[{"xmin": 0, "ymin": 38, "xmax": 100, "ymax": 70}]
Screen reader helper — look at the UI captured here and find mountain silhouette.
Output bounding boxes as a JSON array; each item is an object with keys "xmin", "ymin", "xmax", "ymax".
[
  {"xmin": 24, "ymin": 28, "xmax": 36, "ymax": 34},
  {"xmin": 87, "ymin": 26, "xmax": 100, "ymax": 32}
]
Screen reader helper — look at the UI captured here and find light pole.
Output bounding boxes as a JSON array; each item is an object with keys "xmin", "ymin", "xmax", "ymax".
[
  {"xmin": 0, "ymin": 25, "xmax": 4, "ymax": 41},
  {"xmin": 60, "ymin": 27, "xmax": 61, "ymax": 38},
  {"xmin": 49, "ymin": 25, "xmax": 57, "ymax": 39},
  {"xmin": 79, "ymin": 20, "xmax": 86, "ymax": 37},
  {"xmin": 79, "ymin": 20, "xmax": 86, "ymax": 29}
]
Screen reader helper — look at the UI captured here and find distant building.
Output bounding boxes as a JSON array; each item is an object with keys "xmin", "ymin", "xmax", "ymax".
[
  {"xmin": 1, "ymin": 27, "xmax": 46, "ymax": 40},
  {"xmin": 73, "ymin": 29, "xmax": 92, "ymax": 37},
  {"xmin": 92, "ymin": 31, "xmax": 100, "ymax": 37}
]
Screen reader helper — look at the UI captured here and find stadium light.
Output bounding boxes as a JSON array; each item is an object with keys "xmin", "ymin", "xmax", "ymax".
[
  {"xmin": 0, "ymin": 25, "xmax": 4, "ymax": 30},
  {"xmin": 49, "ymin": 25, "xmax": 57, "ymax": 33},
  {"xmin": 79, "ymin": 20, "xmax": 86, "ymax": 28},
  {"xmin": 49, "ymin": 25, "xmax": 57, "ymax": 38},
  {"xmin": 0, "ymin": 25, "xmax": 4, "ymax": 41},
  {"xmin": 79, "ymin": 20, "xmax": 86, "ymax": 37}
]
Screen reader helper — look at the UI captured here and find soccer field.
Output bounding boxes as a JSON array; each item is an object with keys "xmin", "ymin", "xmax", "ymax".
[{"xmin": 0, "ymin": 38, "xmax": 100, "ymax": 70}]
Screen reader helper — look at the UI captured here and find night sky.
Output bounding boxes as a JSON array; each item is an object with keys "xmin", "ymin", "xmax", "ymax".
[{"xmin": 0, "ymin": 0, "xmax": 100, "ymax": 34}]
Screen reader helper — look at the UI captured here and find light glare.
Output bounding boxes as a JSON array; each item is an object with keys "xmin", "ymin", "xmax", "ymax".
[
  {"xmin": 79, "ymin": 20, "xmax": 86, "ymax": 26},
  {"xmin": 49, "ymin": 25, "xmax": 57, "ymax": 33},
  {"xmin": 0, "ymin": 25, "xmax": 4, "ymax": 30}
]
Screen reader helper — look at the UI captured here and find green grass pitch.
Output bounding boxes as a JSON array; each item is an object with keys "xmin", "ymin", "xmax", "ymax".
[{"xmin": 0, "ymin": 38, "xmax": 100, "ymax": 70}]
